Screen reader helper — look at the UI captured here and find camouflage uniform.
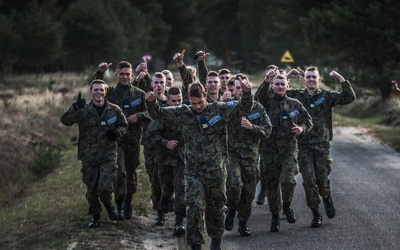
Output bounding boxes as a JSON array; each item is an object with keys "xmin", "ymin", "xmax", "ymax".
[
  {"xmin": 178, "ymin": 61, "xmax": 207, "ymax": 104},
  {"xmin": 254, "ymin": 79, "xmax": 274, "ymax": 204},
  {"xmin": 145, "ymin": 119, "xmax": 186, "ymax": 217},
  {"xmin": 60, "ymin": 100, "xmax": 127, "ymax": 215},
  {"xmin": 141, "ymin": 99, "xmax": 168, "ymax": 211},
  {"xmin": 226, "ymin": 100, "xmax": 272, "ymax": 221},
  {"xmin": 256, "ymin": 84, "xmax": 313, "ymax": 215},
  {"xmin": 93, "ymin": 71, "xmax": 149, "ymax": 204},
  {"xmin": 287, "ymin": 81, "xmax": 356, "ymax": 208},
  {"xmin": 146, "ymin": 91, "xmax": 253, "ymax": 246}
]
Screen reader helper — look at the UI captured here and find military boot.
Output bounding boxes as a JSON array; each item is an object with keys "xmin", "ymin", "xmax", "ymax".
[
  {"xmin": 210, "ymin": 238, "xmax": 221, "ymax": 250},
  {"xmin": 104, "ymin": 202, "xmax": 118, "ymax": 221},
  {"xmin": 323, "ymin": 195, "xmax": 336, "ymax": 219},
  {"xmin": 283, "ymin": 202, "xmax": 296, "ymax": 223},
  {"xmin": 173, "ymin": 214, "xmax": 185, "ymax": 236},
  {"xmin": 256, "ymin": 183, "xmax": 267, "ymax": 205},
  {"xmin": 160, "ymin": 196, "xmax": 170, "ymax": 214},
  {"xmin": 238, "ymin": 220, "xmax": 251, "ymax": 236},
  {"xmin": 155, "ymin": 209, "xmax": 165, "ymax": 226},
  {"xmin": 123, "ymin": 196, "xmax": 133, "ymax": 220},
  {"xmin": 311, "ymin": 206, "xmax": 322, "ymax": 228},
  {"xmin": 270, "ymin": 213, "xmax": 280, "ymax": 232},
  {"xmin": 88, "ymin": 214, "xmax": 100, "ymax": 228},
  {"xmin": 190, "ymin": 244, "xmax": 201, "ymax": 250},
  {"xmin": 115, "ymin": 196, "xmax": 125, "ymax": 220},
  {"xmin": 224, "ymin": 208, "xmax": 236, "ymax": 231}
]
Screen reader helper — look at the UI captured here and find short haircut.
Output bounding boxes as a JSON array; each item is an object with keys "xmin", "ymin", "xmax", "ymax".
[
  {"xmin": 116, "ymin": 61, "xmax": 132, "ymax": 70},
  {"xmin": 273, "ymin": 74, "xmax": 287, "ymax": 81},
  {"xmin": 266, "ymin": 64, "xmax": 278, "ymax": 71},
  {"xmin": 235, "ymin": 73, "xmax": 248, "ymax": 80},
  {"xmin": 152, "ymin": 72, "xmax": 165, "ymax": 79},
  {"xmin": 207, "ymin": 71, "xmax": 219, "ymax": 77},
  {"xmin": 188, "ymin": 82, "xmax": 206, "ymax": 98},
  {"xmin": 305, "ymin": 66, "xmax": 319, "ymax": 75},
  {"xmin": 167, "ymin": 87, "xmax": 181, "ymax": 97},
  {"xmin": 227, "ymin": 76, "xmax": 236, "ymax": 87},
  {"xmin": 218, "ymin": 68, "xmax": 231, "ymax": 75},
  {"xmin": 162, "ymin": 69, "xmax": 173, "ymax": 76},
  {"xmin": 90, "ymin": 79, "xmax": 108, "ymax": 91}
]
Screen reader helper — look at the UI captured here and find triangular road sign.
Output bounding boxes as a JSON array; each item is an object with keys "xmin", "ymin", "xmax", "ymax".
[{"xmin": 281, "ymin": 50, "xmax": 294, "ymax": 63}]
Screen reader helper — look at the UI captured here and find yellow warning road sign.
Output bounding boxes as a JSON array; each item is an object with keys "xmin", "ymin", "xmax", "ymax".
[{"xmin": 281, "ymin": 50, "xmax": 294, "ymax": 63}]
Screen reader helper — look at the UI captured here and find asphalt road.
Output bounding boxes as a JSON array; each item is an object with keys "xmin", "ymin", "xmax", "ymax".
[{"xmin": 191, "ymin": 126, "xmax": 400, "ymax": 250}]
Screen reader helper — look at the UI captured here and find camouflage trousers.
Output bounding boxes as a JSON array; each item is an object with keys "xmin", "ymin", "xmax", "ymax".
[
  {"xmin": 144, "ymin": 145, "xmax": 161, "ymax": 210},
  {"xmin": 298, "ymin": 141, "xmax": 332, "ymax": 209},
  {"xmin": 185, "ymin": 167, "xmax": 227, "ymax": 246},
  {"xmin": 226, "ymin": 152, "xmax": 259, "ymax": 221},
  {"xmin": 114, "ymin": 142, "xmax": 141, "ymax": 200},
  {"xmin": 158, "ymin": 158, "xmax": 186, "ymax": 216},
  {"xmin": 261, "ymin": 144, "xmax": 299, "ymax": 214},
  {"xmin": 81, "ymin": 160, "xmax": 117, "ymax": 215}
]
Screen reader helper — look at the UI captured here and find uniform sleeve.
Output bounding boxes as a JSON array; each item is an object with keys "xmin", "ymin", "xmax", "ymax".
[
  {"xmin": 222, "ymin": 90, "xmax": 254, "ymax": 121},
  {"xmin": 115, "ymin": 108, "xmax": 128, "ymax": 139},
  {"xmin": 254, "ymin": 80, "xmax": 271, "ymax": 109},
  {"xmin": 92, "ymin": 70, "xmax": 104, "ymax": 81},
  {"xmin": 297, "ymin": 102, "xmax": 314, "ymax": 134},
  {"xmin": 60, "ymin": 105, "xmax": 79, "ymax": 126},
  {"xmin": 144, "ymin": 120, "xmax": 168, "ymax": 147},
  {"xmin": 133, "ymin": 73, "xmax": 152, "ymax": 93},
  {"xmin": 329, "ymin": 80, "xmax": 356, "ymax": 106},
  {"xmin": 146, "ymin": 101, "xmax": 184, "ymax": 125},
  {"xmin": 250, "ymin": 104, "xmax": 272, "ymax": 139},
  {"xmin": 198, "ymin": 60, "xmax": 208, "ymax": 85}
]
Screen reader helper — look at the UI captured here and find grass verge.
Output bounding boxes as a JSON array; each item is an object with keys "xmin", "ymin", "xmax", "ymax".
[{"xmin": 333, "ymin": 112, "xmax": 400, "ymax": 152}]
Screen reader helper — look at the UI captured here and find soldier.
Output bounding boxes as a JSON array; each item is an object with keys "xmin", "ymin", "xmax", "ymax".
[
  {"xmin": 93, "ymin": 61, "xmax": 149, "ymax": 220},
  {"xmin": 256, "ymin": 74, "xmax": 313, "ymax": 232},
  {"xmin": 218, "ymin": 68, "xmax": 232, "ymax": 94},
  {"xmin": 141, "ymin": 72, "xmax": 169, "ymax": 226},
  {"xmin": 144, "ymin": 87, "xmax": 186, "ymax": 236},
  {"xmin": 285, "ymin": 67, "xmax": 356, "ymax": 227},
  {"xmin": 254, "ymin": 65, "xmax": 280, "ymax": 205},
  {"xmin": 162, "ymin": 69, "xmax": 175, "ymax": 89},
  {"xmin": 145, "ymin": 81, "xmax": 253, "ymax": 250},
  {"xmin": 205, "ymin": 71, "xmax": 222, "ymax": 102},
  {"xmin": 224, "ymin": 74, "xmax": 272, "ymax": 236},
  {"xmin": 60, "ymin": 79, "xmax": 127, "ymax": 228}
]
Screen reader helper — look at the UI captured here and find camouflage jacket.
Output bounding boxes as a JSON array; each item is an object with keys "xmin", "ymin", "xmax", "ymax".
[
  {"xmin": 178, "ymin": 61, "xmax": 208, "ymax": 105},
  {"xmin": 228, "ymin": 100, "xmax": 272, "ymax": 158},
  {"xmin": 93, "ymin": 71, "xmax": 150, "ymax": 143},
  {"xmin": 287, "ymin": 81, "xmax": 356, "ymax": 143},
  {"xmin": 146, "ymin": 91, "xmax": 254, "ymax": 172},
  {"xmin": 144, "ymin": 119, "xmax": 184, "ymax": 167},
  {"xmin": 256, "ymin": 84, "xmax": 313, "ymax": 147},
  {"xmin": 60, "ymin": 100, "xmax": 127, "ymax": 165}
]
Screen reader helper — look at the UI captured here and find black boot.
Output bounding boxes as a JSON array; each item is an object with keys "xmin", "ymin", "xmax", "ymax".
[
  {"xmin": 270, "ymin": 213, "xmax": 280, "ymax": 232},
  {"xmin": 104, "ymin": 202, "xmax": 118, "ymax": 221},
  {"xmin": 88, "ymin": 214, "xmax": 100, "ymax": 228},
  {"xmin": 311, "ymin": 206, "xmax": 322, "ymax": 228},
  {"xmin": 115, "ymin": 197, "xmax": 125, "ymax": 220},
  {"xmin": 238, "ymin": 220, "xmax": 251, "ymax": 236},
  {"xmin": 224, "ymin": 208, "xmax": 236, "ymax": 231},
  {"xmin": 155, "ymin": 209, "xmax": 165, "ymax": 226},
  {"xmin": 256, "ymin": 183, "xmax": 267, "ymax": 205},
  {"xmin": 160, "ymin": 196, "xmax": 170, "ymax": 214},
  {"xmin": 323, "ymin": 195, "xmax": 336, "ymax": 219},
  {"xmin": 210, "ymin": 238, "xmax": 221, "ymax": 250},
  {"xmin": 123, "ymin": 196, "xmax": 133, "ymax": 220},
  {"xmin": 283, "ymin": 202, "xmax": 296, "ymax": 223},
  {"xmin": 173, "ymin": 215, "xmax": 185, "ymax": 236},
  {"xmin": 190, "ymin": 244, "xmax": 201, "ymax": 250}
]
